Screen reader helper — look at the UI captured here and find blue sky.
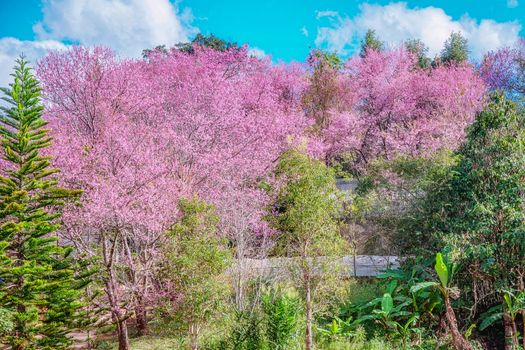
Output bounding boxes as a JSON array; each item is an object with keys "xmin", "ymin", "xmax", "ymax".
[{"xmin": 0, "ymin": 0, "xmax": 523, "ymax": 84}]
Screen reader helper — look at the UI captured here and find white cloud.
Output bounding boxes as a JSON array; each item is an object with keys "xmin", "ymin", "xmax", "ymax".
[
  {"xmin": 316, "ymin": 11, "xmax": 339, "ymax": 19},
  {"xmin": 508, "ymin": 0, "xmax": 519, "ymax": 8},
  {"xmin": 0, "ymin": 37, "xmax": 67, "ymax": 88},
  {"xmin": 248, "ymin": 47, "xmax": 267, "ymax": 59},
  {"xmin": 0, "ymin": 0, "xmax": 198, "ymax": 90},
  {"xmin": 301, "ymin": 26, "xmax": 309, "ymax": 37},
  {"xmin": 315, "ymin": 2, "xmax": 521, "ymax": 60},
  {"xmin": 34, "ymin": 0, "xmax": 196, "ymax": 57}
]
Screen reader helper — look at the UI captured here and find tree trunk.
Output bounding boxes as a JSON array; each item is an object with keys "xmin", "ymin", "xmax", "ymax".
[
  {"xmin": 503, "ymin": 310, "xmax": 518, "ymax": 350},
  {"xmin": 521, "ymin": 310, "xmax": 525, "ymax": 350},
  {"xmin": 518, "ymin": 275, "xmax": 525, "ymax": 350},
  {"xmin": 235, "ymin": 259, "xmax": 245, "ymax": 312},
  {"xmin": 305, "ymin": 274, "xmax": 313, "ymax": 350},
  {"xmin": 189, "ymin": 323, "xmax": 199, "ymax": 350},
  {"xmin": 105, "ymin": 278, "xmax": 130, "ymax": 350},
  {"xmin": 444, "ymin": 296, "xmax": 473, "ymax": 350},
  {"xmin": 135, "ymin": 303, "xmax": 148, "ymax": 336},
  {"xmin": 116, "ymin": 318, "xmax": 130, "ymax": 350}
]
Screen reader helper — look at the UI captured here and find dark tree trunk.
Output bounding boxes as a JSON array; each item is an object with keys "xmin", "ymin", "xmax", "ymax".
[
  {"xmin": 444, "ymin": 296, "xmax": 473, "ymax": 350},
  {"xmin": 135, "ymin": 303, "xmax": 148, "ymax": 336},
  {"xmin": 105, "ymin": 279, "xmax": 130, "ymax": 350},
  {"xmin": 503, "ymin": 311, "xmax": 518, "ymax": 350},
  {"xmin": 521, "ymin": 311, "xmax": 525, "ymax": 350},
  {"xmin": 116, "ymin": 318, "xmax": 130, "ymax": 350}
]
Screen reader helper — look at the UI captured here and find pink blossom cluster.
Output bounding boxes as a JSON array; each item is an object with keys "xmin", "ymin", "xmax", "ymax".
[
  {"xmin": 36, "ymin": 46, "xmax": 311, "ymax": 263},
  {"xmin": 480, "ymin": 38, "xmax": 525, "ymax": 95},
  {"xmin": 322, "ymin": 49, "xmax": 486, "ymax": 168}
]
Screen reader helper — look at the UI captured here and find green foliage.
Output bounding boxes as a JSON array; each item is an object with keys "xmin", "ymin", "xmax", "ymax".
[
  {"xmin": 353, "ymin": 150, "xmax": 459, "ymax": 254},
  {"xmin": 0, "ymin": 308, "xmax": 14, "ymax": 335},
  {"xmin": 424, "ymin": 93, "xmax": 525, "ymax": 296},
  {"xmin": 143, "ymin": 34, "xmax": 238, "ymax": 58},
  {"xmin": 307, "ymin": 49, "xmax": 343, "ymax": 71},
  {"xmin": 214, "ymin": 287, "xmax": 301, "ymax": 350},
  {"xmin": 261, "ymin": 287, "xmax": 301, "ymax": 349},
  {"xmin": 434, "ymin": 253, "xmax": 449, "ymax": 288},
  {"xmin": 0, "ymin": 57, "xmax": 89, "ymax": 349},
  {"xmin": 479, "ymin": 290, "xmax": 525, "ymax": 331},
  {"xmin": 270, "ymin": 148, "xmax": 347, "ymax": 349},
  {"xmin": 372, "ymin": 95, "xmax": 525, "ymax": 345},
  {"xmin": 226, "ymin": 310, "xmax": 267, "ymax": 350},
  {"xmin": 160, "ymin": 196, "xmax": 232, "ymax": 348},
  {"xmin": 440, "ymin": 32, "xmax": 469, "ymax": 64},
  {"xmin": 271, "ymin": 148, "xmax": 346, "ymax": 259},
  {"xmin": 304, "ymin": 49, "xmax": 343, "ymax": 130},
  {"xmin": 360, "ymin": 29, "xmax": 383, "ymax": 57},
  {"xmin": 478, "ymin": 305, "xmax": 504, "ymax": 332},
  {"xmin": 405, "ymin": 39, "xmax": 431, "ymax": 69},
  {"xmin": 317, "ymin": 316, "xmax": 362, "ymax": 343},
  {"xmin": 179, "ymin": 33, "xmax": 238, "ymax": 54},
  {"xmin": 410, "ymin": 253, "xmax": 455, "ymax": 296},
  {"xmin": 333, "ymin": 259, "xmax": 449, "ymax": 349}
]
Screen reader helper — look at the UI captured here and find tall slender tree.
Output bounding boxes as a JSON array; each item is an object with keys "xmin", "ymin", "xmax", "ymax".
[
  {"xmin": 270, "ymin": 149, "xmax": 347, "ymax": 350},
  {"xmin": 303, "ymin": 49, "xmax": 343, "ymax": 131},
  {"xmin": 0, "ymin": 57, "xmax": 88, "ymax": 349},
  {"xmin": 160, "ymin": 197, "xmax": 231, "ymax": 350}
]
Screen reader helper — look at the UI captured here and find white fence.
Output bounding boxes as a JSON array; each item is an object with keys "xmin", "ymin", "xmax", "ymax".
[{"xmin": 232, "ymin": 255, "xmax": 401, "ymax": 279}]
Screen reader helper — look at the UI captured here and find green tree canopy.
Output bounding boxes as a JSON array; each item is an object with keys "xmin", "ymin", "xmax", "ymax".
[
  {"xmin": 405, "ymin": 39, "xmax": 431, "ymax": 69},
  {"xmin": 143, "ymin": 34, "xmax": 238, "ymax": 58}
]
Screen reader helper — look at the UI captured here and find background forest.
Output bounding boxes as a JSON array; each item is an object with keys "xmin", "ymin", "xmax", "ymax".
[{"xmin": 0, "ymin": 29, "xmax": 524, "ymax": 350}]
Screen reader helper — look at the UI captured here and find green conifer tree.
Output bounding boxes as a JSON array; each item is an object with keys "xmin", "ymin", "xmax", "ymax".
[
  {"xmin": 359, "ymin": 29, "xmax": 383, "ymax": 57},
  {"xmin": 440, "ymin": 32, "xmax": 469, "ymax": 64},
  {"xmin": 0, "ymin": 57, "xmax": 89, "ymax": 349}
]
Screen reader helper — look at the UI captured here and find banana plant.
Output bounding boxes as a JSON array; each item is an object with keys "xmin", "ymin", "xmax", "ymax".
[
  {"xmin": 378, "ymin": 258, "xmax": 443, "ymax": 323},
  {"xmin": 409, "ymin": 252, "xmax": 474, "ymax": 350},
  {"xmin": 479, "ymin": 290, "xmax": 525, "ymax": 349},
  {"xmin": 389, "ymin": 314, "xmax": 421, "ymax": 350},
  {"xmin": 356, "ymin": 292, "xmax": 421, "ymax": 348},
  {"xmin": 357, "ymin": 293, "xmax": 412, "ymax": 329},
  {"xmin": 317, "ymin": 316, "xmax": 361, "ymax": 342}
]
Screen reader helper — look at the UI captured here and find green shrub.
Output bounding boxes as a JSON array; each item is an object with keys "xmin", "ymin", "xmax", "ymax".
[
  {"xmin": 225, "ymin": 310, "xmax": 267, "ymax": 350},
  {"xmin": 262, "ymin": 287, "xmax": 302, "ymax": 349},
  {"xmin": 0, "ymin": 308, "xmax": 14, "ymax": 335}
]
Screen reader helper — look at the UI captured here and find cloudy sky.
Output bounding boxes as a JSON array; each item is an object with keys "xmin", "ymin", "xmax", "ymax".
[{"xmin": 0, "ymin": 0, "xmax": 523, "ymax": 86}]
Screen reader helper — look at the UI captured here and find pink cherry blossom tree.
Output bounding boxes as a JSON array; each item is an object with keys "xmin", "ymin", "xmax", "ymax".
[
  {"xmin": 322, "ymin": 48, "xmax": 486, "ymax": 171},
  {"xmin": 37, "ymin": 45, "xmax": 310, "ymax": 349},
  {"xmin": 480, "ymin": 38, "xmax": 525, "ymax": 96}
]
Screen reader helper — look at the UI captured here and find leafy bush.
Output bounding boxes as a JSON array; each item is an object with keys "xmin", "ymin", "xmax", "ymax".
[
  {"xmin": 328, "ymin": 258, "xmax": 448, "ymax": 348},
  {"xmin": 219, "ymin": 287, "xmax": 302, "ymax": 350},
  {"xmin": 225, "ymin": 310, "xmax": 267, "ymax": 350},
  {"xmin": 262, "ymin": 287, "xmax": 302, "ymax": 349}
]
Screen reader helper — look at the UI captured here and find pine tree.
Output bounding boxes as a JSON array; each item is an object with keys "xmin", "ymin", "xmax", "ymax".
[
  {"xmin": 440, "ymin": 32, "xmax": 469, "ymax": 64},
  {"xmin": 0, "ymin": 57, "xmax": 88, "ymax": 349},
  {"xmin": 359, "ymin": 29, "xmax": 383, "ymax": 57},
  {"xmin": 405, "ymin": 38, "xmax": 431, "ymax": 69}
]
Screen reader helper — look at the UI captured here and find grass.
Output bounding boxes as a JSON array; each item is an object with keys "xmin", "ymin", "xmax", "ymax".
[{"xmin": 105, "ymin": 335, "xmax": 395, "ymax": 350}]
